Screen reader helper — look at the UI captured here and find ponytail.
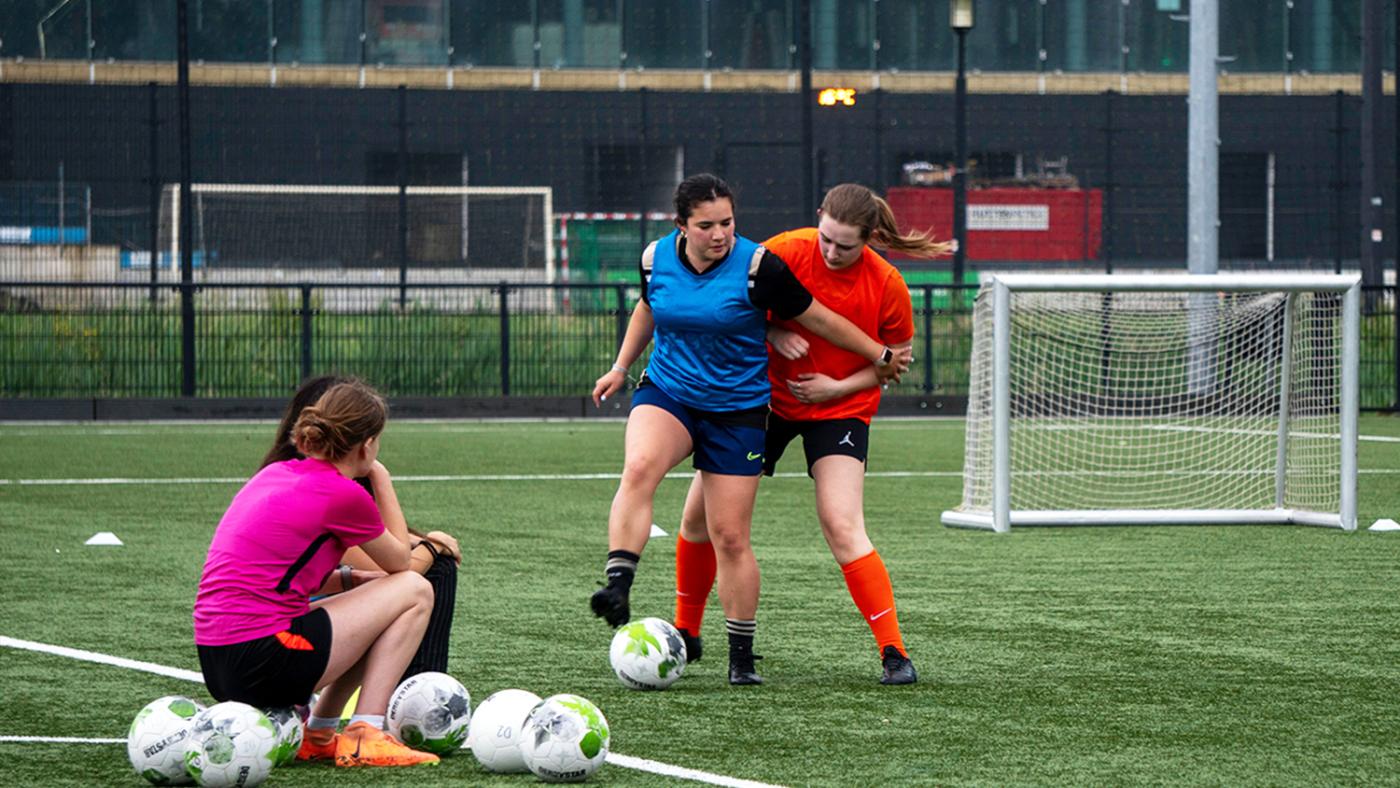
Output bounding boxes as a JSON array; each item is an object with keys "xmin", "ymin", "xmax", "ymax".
[{"xmin": 820, "ymin": 183, "xmax": 954, "ymax": 260}]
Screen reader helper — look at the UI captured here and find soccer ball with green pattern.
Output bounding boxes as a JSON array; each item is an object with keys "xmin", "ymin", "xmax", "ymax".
[
  {"xmin": 466, "ymin": 688, "xmax": 542, "ymax": 773},
  {"xmin": 127, "ymin": 695, "xmax": 205, "ymax": 785},
  {"xmin": 182, "ymin": 702, "xmax": 278, "ymax": 788},
  {"xmin": 261, "ymin": 706, "xmax": 303, "ymax": 767},
  {"xmin": 608, "ymin": 616, "xmax": 687, "ymax": 690},
  {"xmin": 386, "ymin": 671, "xmax": 472, "ymax": 755},
  {"xmin": 520, "ymin": 694, "xmax": 610, "ymax": 783}
]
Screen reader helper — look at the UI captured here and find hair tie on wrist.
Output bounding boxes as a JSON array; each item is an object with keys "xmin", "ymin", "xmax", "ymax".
[
  {"xmin": 339, "ymin": 564, "xmax": 354, "ymax": 591},
  {"xmin": 611, "ymin": 363, "xmax": 628, "ymax": 375},
  {"xmin": 414, "ymin": 540, "xmax": 441, "ymax": 560}
]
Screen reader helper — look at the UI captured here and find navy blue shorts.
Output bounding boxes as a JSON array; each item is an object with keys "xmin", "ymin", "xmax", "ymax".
[{"xmin": 631, "ymin": 382, "xmax": 768, "ymax": 476}]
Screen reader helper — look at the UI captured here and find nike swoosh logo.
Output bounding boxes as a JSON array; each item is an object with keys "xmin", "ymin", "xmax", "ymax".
[
  {"xmin": 869, "ymin": 607, "xmax": 893, "ymax": 621},
  {"xmin": 676, "ymin": 591, "xmax": 690, "ymax": 597},
  {"xmin": 747, "ymin": 452, "xmax": 762, "ymax": 461}
]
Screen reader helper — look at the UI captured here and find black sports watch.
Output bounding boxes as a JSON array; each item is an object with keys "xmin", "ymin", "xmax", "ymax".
[{"xmin": 876, "ymin": 346, "xmax": 894, "ymax": 366}]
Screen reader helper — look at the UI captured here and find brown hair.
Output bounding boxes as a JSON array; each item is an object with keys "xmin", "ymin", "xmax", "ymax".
[
  {"xmin": 261, "ymin": 375, "xmax": 349, "ymax": 468},
  {"xmin": 820, "ymin": 183, "xmax": 953, "ymax": 259},
  {"xmin": 674, "ymin": 173, "xmax": 735, "ymax": 223},
  {"xmin": 290, "ymin": 380, "xmax": 387, "ymax": 461}
]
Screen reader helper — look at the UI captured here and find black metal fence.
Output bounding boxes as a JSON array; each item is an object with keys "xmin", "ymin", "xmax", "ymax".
[{"xmin": 2, "ymin": 281, "xmax": 1396, "ymax": 411}]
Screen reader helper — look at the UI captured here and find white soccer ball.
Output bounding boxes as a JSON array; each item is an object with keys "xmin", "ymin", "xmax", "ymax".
[
  {"xmin": 609, "ymin": 616, "xmax": 687, "ymax": 690},
  {"xmin": 520, "ymin": 694, "xmax": 610, "ymax": 783},
  {"xmin": 183, "ymin": 701, "xmax": 278, "ymax": 788},
  {"xmin": 386, "ymin": 671, "xmax": 472, "ymax": 755},
  {"xmin": 261, "ymin": 706, "xmax": 304, "ymax": 767},
  {"xmin": 466, "ymin": 688, "xmax": 542, "ymax": 773},
  {"xmin": 127, "ymin": 695, "xmax": 206, "ymax": 785}
]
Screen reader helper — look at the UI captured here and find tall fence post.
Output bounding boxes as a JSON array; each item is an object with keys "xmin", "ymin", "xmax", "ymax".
[
  {"xmin": 1392, "ymin": 284, "xmax": 1399, "ymax": 408},
  {"xmin": 1333, "ymin": 90, "xmax": 1346, "ymax": 275},
  {"xmin": 177, "ymin": 0, "xmax": 196, "ymax": 396},
  {"xmin": 147, "ymin": 81, "xmax": 160, "ymax": 303},
  {"xmin": 614, "ymin": 283, "xmax": 628, "ymax": 349},
  {"xmin": 499, "ymin": 283, "xmax": 511, "ymax": 395},
  {"xmin": 921, "ymin": 285, "xmax": 933, "ymax": 395},
  {"xmin": 300, "ymin": 285, "xmax": 313, "ymax": 382},
  {"xmin": 397, "ymin": 84, "xmax": 409, "ymax": 309},
  {"xmin": 1102, "ymin": 89, "xmax": 1116, "ymax": 274}
]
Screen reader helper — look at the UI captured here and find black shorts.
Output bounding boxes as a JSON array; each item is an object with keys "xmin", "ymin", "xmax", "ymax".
[
  {"xmin": 763, "ymin": 415, "xmax": 869, "ymax": 477},
  {"xmin": 197, "ymin": 607, "xmax": 332, "ymax": 708}
]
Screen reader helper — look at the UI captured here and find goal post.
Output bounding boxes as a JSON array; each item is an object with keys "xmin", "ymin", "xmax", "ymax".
[
  {"xmin": 159, "ymin": 183, "xmax": 554, "ymax": 280},
  {"xmin": 942, "ymin": 273, "xmax": 1360, "ymax": 533}
]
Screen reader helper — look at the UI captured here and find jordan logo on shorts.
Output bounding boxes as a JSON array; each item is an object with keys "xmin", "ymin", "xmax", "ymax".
[{"xmin": 838, "ymin": 431, "xmax": 855, "ymax": 448}]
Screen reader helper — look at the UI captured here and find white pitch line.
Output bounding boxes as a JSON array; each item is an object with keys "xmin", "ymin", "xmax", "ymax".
[
  {"xmin": 0, "ymin": 736, "xmax": 126, "ymax": 745},
  {"xmin": 0, "ymin": 471, "xmax": 965, "ymax": 486},
  {"xmin": 606, "ymin": 753, "xmax": 784, "ymax": 788},
  {"xmin": 1143, "ymin": 425, "xmax": 1400, "ymax": 443},
  {"xmin": 0, "ymin": 637, "xmax": 204, "ymax": 683},
  {"xmin": 0, "ymin": 636, "xmax": 785, "ymax": 788},
  {"xmin": 8, "ymin": 467, "xmax": 1400, "ymax": 487}
]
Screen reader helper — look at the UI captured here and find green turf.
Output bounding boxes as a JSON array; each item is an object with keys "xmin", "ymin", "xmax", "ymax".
[{"xmin": 2, "ymin": 417, "xmax": 1399, "ymax": 786}]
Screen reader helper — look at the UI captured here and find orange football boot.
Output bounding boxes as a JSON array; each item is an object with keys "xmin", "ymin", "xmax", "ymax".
[
  {"xmin": 334, "ymin": 721, "xmax": 440, "ymax": 768},
  {"xmin": 295, "ymin": 727, "xmax": 338, "ymax": 761}
]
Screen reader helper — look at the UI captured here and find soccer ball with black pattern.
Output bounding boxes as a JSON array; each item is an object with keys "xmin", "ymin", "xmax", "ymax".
[
  {"xmin": 261, "ymin": 706, "xmax": 303, "ymax": 767},
  {"xmin": 386, "ymin": 671, "xmax": 472, "ymax": 755},
  {"xmin": 182, "ymin": 701, "xmax": 278, "ymax": 788},
  {"xmin": 608, "ymin": 616, "xmax": 688, "ymax": 690},
  {"xmin": 466, "ymin": 688, "xmax": 542, "ymax": 773},
  {"xmin": 126, "ymin": 695, "xmax": 205, "ymax": 785},
  {"xmin": 520, "ymin": 694, "xmax": 610, "ymax": 783}
]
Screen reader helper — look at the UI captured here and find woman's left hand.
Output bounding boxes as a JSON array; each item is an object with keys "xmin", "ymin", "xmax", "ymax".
[
  {"xmin": 424, "ymin": 530, "xmax": 462, "ymax": 564},
  {"xmin": 786, "ymin": 373, "xmax": 844, "ymax": 403}
]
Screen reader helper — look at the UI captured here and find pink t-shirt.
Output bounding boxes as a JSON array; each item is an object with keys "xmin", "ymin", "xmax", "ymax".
[{"xmin": 193, "ymin": 458, "xmax": 385, "ymax": 646}]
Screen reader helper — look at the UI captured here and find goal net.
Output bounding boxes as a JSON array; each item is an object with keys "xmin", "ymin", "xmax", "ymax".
[
  {"xmin": 157, "ymin": 184, "xmax": 553, "ymax": 281},
  {"xmin": 942, "ymin": 273, "xmax": 1360, "ymax": 533}
]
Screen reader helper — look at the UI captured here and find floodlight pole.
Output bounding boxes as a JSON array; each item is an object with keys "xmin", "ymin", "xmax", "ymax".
[
  {"xmin": 799, "ymin": 0, "xmax": 814, "ymax": 218},
  {"xmin": 951, "ymin": 2, "xmax": 973, "ymax": 289}
]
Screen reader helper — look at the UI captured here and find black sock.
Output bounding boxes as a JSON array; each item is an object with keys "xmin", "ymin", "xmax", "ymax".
[
  {"xmin": 605, "ymin": 550, "xmax": 639, "ymax": 591},
  {"xmin": 726, "ymin": 618, "xmax": 756, "ymax": 656}
]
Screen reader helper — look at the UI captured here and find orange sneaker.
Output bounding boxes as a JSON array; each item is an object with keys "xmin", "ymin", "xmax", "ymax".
[
  {"xmin": 296, "ymin": 727, "xmax": 338, "ymax": 761},
  {"xmin": 334, "ymin": 721, "xmax": 440, "ymax": 768}
]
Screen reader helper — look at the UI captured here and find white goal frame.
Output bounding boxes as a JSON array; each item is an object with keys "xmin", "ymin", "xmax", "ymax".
[
  {"xmin": 166, "ymin": 183, "xmax": 555, "ymax": 280},
  {"xmin": 941, "ymin": 273, "xmax": 1360, "ymax": 533}
]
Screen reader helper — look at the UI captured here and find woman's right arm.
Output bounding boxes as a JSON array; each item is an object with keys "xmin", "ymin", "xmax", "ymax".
[
  {"xmin": 592, "ymin": 300, "xmax": 655, "ymax": 406},
  {"xmin": 357, "ymin": 529, "xmax": 412, "ymax": 574}
]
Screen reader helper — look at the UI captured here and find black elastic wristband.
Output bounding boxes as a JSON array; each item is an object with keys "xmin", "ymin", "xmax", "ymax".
[{"xmin": 413, "ymin": 540, "xmax": 441, "ymax": 559}]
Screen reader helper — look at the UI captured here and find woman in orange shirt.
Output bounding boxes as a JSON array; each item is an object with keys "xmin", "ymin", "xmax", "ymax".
[{"xmin": 672, "ymin": 183, "xmax": 951, "ymax": 685}]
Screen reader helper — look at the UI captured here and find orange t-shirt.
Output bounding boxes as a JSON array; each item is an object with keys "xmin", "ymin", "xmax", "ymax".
[{"xmin": 763, "ymin": 227, "xmax": 914, "ymax": 424}]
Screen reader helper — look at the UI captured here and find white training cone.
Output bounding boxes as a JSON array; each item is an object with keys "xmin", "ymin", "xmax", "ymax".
[
  {"xmin": 85, "ymin": 531, "xmax": 124, "ymax": 546},
  {"xmin": 649, "ymin": 523, "xmax": 669, "ymax": 537},
  {"xmin": 1367, "ymin": 518, "xmax": 1400, "ymax": 532}
]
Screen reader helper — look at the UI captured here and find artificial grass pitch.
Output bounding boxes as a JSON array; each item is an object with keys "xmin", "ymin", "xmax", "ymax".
[{"xmin": 1, "ymin": 417, "xmax": 1399, "ymax": 785}]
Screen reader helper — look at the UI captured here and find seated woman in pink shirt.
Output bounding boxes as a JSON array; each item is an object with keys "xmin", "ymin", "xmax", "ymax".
[{"xmin": 193, "ymin": 380, "xmax": 438, "ymax": 769}]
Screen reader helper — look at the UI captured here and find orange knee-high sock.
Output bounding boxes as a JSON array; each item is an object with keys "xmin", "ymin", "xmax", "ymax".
[
  {"xmin": 840, "ymin": 549, "xmax": 906, "ymax": 656},
  {"xmin": 673, "ymin": 534, "xmax": 717, "ymax": 634}
]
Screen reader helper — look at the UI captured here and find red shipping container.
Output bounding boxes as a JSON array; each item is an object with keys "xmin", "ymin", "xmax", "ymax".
[{"xmin": 885, "ymin": 187, "xmax": 1102, "ymax": 262}]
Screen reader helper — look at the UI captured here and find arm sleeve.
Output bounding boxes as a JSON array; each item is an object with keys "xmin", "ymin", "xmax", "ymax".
[
  {"xmin": 879, "ymin": 271, "xmax": 916, "ymax": 345},
  {"xmin": 327, "ymin": 484, "xmax": 386, "ymax": 548},
  {"xmin": 749, "ymin": 250, "xmax": 813, "ymax": 320}
]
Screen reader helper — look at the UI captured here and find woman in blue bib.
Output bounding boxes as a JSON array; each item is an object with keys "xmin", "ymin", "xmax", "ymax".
[{"xmin": 590, "ymin": 173, "xmax": 910, "ymax": 685}]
